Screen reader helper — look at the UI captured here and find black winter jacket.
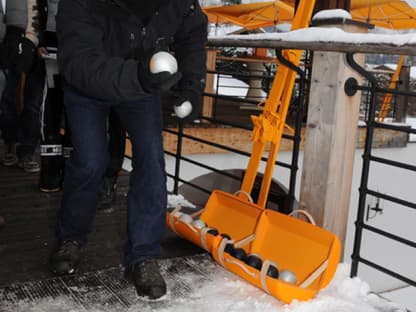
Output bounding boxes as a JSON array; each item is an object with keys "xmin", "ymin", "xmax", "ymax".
[{"xmin": 56, "ymin": 0, "xmax": 208, "ymax": 101}]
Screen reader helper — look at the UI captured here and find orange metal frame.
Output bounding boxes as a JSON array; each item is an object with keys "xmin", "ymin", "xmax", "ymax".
[
  {"xmin": 167, "ymin": 0, "xmax": 341, "ymax": 303},
  {"xmin": 238, "ymin": 0, "xmax": 314, "ymax": 208}
]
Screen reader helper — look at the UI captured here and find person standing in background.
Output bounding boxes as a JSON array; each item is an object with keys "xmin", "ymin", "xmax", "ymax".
[
  {"xmin": 37, "ymin": 0, "xmax": 127, "ymax": 202},
  {"xmin": 0, "ymin": 0, "xmax": 46, "ymax": 173},
  {"xmin": 38, "ymin": 0, "xmax": 70, "ymax": 192}
]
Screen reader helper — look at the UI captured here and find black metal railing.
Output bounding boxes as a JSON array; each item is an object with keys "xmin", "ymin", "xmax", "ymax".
[
  {"xmin": 346, "ymin": 52, "xmax": 416, "ymax": 288},
  {"xmin": 154, "ymin": 46, "xmax": 416, "ymax": 295},
  {"xmin": 164, "ymin": 47, "xmax": 309, "ymax": 213}
]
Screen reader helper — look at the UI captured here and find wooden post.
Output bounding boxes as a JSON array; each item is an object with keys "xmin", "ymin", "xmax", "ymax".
[
  {"xmin": 299, "ymin": 18, "xmax": 369, "ymax": 251},
  {"xmin": 202, "ymin": 48, "xmax": 217, "ymax": 119},
  {"xmin": 314, "ymin": 0, "xmax": 350, "ymax": 13}
]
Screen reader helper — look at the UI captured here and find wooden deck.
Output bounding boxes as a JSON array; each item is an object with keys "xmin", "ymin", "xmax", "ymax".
[{"xmin": 0, "ymin": 142, "xmax": 204, "ymax": 288}]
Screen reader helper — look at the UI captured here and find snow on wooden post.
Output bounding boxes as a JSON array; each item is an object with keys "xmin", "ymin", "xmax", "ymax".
[{"xmin": 299, "ymin": 10, "xmax": 371, "ymax": 252}]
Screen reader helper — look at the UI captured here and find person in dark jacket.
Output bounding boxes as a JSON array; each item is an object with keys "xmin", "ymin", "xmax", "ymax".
[
  {"xmin": 51, "ymin": 0, "xmax": 207, "ymax": 300},
  {"xmin": 0, "ymin": 0, "xmax": 46, "ymax": 172}
]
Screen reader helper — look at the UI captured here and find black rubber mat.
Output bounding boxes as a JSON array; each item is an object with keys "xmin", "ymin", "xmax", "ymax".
[{"xmin": 0, "ymin": 253, "xmax": 220, "ymax": 311}]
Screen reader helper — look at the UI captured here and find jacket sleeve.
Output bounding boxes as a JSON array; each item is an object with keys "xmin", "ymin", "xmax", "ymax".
[
  {"xmin": 173, "ymin": 0, "xmax": 208, "ymax": 90},
  {"xmin": 56, "ymin": 0, "xmax": 147, "ymax": 101}
]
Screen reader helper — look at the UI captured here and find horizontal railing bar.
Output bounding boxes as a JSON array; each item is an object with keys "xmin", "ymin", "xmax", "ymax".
[
  {"xmin": 366, "ymin": 189, "xmax": 416, "ymax": 210},
  {"xmin": 370, "ymin": 155, "xmax": 416, "ymax": 172},
  {"xmin": 360, "ymin": 223, "xmax": 416, "ymax": 248},
  {"xmin": 373, "ymin": 122, "xmax": 416, "ymax": 134},
  {"xmin": 355, "ymin": 257, "xmax": 416, "ymax": 286}
]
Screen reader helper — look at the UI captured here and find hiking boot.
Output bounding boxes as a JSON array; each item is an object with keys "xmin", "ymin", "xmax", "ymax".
[
  {"xmin": 126, "ymin": 259, "xmax": 167, "ymax": 300},
  {"xmin": 2, "ymin": 144, "xmax": 18, "ymax": 166},
  {"xmin": 50, "ymin": 240, "xmax": 82, "ymax": 275},
  {"xmin": 18, "ymin": 156, "xmax": 40, "ymax": 173},
  {"xmin": 97, "ymin": 176, "xmax": 117, "ymax": 210}
]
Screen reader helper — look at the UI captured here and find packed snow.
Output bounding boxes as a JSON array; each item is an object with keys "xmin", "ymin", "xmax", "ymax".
[
  {"xmin": 209, "ymin": 27, "xmax": 416, "ymax": 48},
  {"xmin": 2, "ymin": 262, "xmax": 408, "ymax": 312},
  {"xmin": 167, "ymin": 194, "xmax": 196, "ymax": 208}
]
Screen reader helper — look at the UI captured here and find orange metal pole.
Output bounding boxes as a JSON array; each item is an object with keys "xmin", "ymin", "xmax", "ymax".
[{"xmin": 239, "ymin": 0, "xmax": 316, "ymax": 207}]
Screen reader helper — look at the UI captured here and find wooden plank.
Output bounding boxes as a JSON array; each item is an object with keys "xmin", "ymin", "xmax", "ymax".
[
  {"xmin": 0, "ymin": 140, "xmax": 204, "ymax": 287},
  {"xmin": 208, "ymin": 31, "xmax": 416, "ymax": 56}
]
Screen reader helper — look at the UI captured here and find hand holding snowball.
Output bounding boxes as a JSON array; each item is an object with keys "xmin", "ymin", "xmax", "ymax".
[{"xmin": 138, "ymin": 51, "xmax": 182, "ymax": 95}]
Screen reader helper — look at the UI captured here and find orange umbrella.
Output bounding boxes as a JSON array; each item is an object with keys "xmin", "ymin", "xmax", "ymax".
[
  {"xmin": 351, "ymin": 0, "xmax": 416, "ymax": 29},
  {"xmin": 203, "ymin": 1, "xmax": 294, "ymax": 29},
  {"xmin": 203, "ymin": 0, "xmax": 416, "ymax": 30}
]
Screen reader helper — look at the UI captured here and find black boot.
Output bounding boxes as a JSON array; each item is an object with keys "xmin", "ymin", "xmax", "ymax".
[
  {"xmin": 97, "ymin": 176, "xmax": 118, "ymax": 210},
  {"xmin": 126, "ymin": 259, "xmax": 167, "ymax": 300},
  {"xmin": 50, "ymin": 240, "xmax": 82, "ymax": 275},
  {"xmin": 39, "ymin": 137, "xmax": 64, "ymax": 192}
]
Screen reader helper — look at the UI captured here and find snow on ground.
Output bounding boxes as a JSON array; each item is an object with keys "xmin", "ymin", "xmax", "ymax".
[
  {"xmin": 3, "ymin": 262, "xmax": 407, "ymax": 312},
  {"xmin": 167, "ymin": 194, "xmax": 196, "ymax": 208}
]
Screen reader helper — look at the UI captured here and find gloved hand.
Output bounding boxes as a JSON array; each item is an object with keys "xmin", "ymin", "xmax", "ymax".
[
  {"xmin": 138, "ymin": 60, "xmax": 182, "ymax": 95},
  {"xmin": 15, "ymin": 37, "xmax": 36, "ymax": 73},
  {"xmin": 173, "ymin": 88, "xmax": 202, "ymax": 124}
]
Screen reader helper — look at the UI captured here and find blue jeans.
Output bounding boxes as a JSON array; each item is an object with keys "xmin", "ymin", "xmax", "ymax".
[{"xmin": 57, "ymin": 88, "xmax": 167, "ymax": 267}]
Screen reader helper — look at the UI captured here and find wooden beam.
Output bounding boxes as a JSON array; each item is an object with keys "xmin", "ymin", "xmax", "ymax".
[{"xmin": 208, "ymin": 32, "xmax": 416, "ymax": 56}]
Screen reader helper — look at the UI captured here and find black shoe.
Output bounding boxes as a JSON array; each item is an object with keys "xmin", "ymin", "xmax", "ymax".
[
  {"xmin": 2, "ymin": 143, "xmax": 18, "ymax": 166},
  {"xmin": 97, "ymin": 176, "xmax": 117, "ymax": 210},
  {"xmin": 17, "ymin": 155, "xmax": 40, "ymax": 173},
  {"xmin": 50, "ymin": 240, "xmax": 82, "ymax": 275},
  {"xmin": 126, "ymin": 259, "xmax": 167, "ymax": 300}
]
